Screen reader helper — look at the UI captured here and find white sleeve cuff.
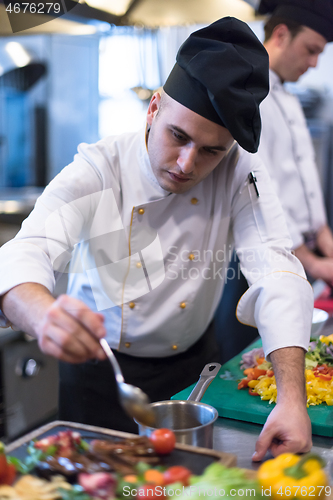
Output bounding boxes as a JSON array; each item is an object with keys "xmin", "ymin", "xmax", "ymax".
[{"xmin": 236, "ymin": 271, "xmax": 313, "ymax": 358}]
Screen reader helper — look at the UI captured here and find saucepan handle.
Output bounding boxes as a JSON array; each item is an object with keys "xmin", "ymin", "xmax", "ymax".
[{"xmin": 187, "ymin": 362, "xmax": 221, "ymax": 402}]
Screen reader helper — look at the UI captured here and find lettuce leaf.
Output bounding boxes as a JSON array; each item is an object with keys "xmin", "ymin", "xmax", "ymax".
[{"xmin": 177, "ymin": 463, "xmax": 260, "ymax": 500}]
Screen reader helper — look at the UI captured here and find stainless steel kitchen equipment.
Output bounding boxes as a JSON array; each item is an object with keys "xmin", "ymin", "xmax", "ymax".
[
  {"xmin": 100, "ymin": 338, "xmax": 155, "ymax": 427},
  {"xmin": 0, "ymin": 330, "xmax": 58, "ymax": 442},
  {"xmin": 0, "ymin": 34, "xmax": 99, "ymax": 189},
  {"xmin": 135, "ymin": 362, "xmax": 221, "ymax": 448}
]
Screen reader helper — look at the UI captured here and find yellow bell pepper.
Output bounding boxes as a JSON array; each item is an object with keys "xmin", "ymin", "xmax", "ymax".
[
  {"xmin": 257, "ymin": 453, "xmax": 329, "ymax": 499},
  {"xmin": 319, "ymin": 334, "xmax": 333, "ymax": 344}
]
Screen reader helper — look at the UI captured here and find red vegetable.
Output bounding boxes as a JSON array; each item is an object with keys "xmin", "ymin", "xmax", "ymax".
[
  {"xmin": 34, "ymin": 430, "xmax": 83, "ymax": 457},
  {"xmin": 0, "ymin": 443, "xmax": 16, "ymax": 486},
  {"xmin": 247, "ymin": 368, "xmax": 267, "ymax": 380},
  {"xmin": 0, "ymin": 464, "xmax": 16, "ymax": 486},
  {"xmin": 238, "ymin": 378, "xmax": 249, "ymax": 389},
  {"xmin": 163, "ymin": 465, "xmax": 192, "ymax": 486},
  {"xmin": 79, "ymin": 472, "xmax": 116, "ymax": 499},
  {"xmin": 34, "ymin": 435, "xmax": 58, "ymax": 451},
  {"xmin": 318, "ymin": 374, "xmax": 332, "ymax": 381},
  {"xmin": 149, "ymin": 429, "xmax": 176, "ymax": 455}
]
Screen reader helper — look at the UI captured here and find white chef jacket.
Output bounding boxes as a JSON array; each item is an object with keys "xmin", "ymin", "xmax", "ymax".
[
  {"xmin": 257, "ymin": 69, "xmax": 327, "ymax": 250},
  {"xmin": 0, "ymin": 127, "xmax": 313, "ymax": 358}
]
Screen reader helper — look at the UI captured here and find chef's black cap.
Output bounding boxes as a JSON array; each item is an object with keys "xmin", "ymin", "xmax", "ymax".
[
  {"xmin": 163, "ymin": 17, "xmax": 269, "ymax": 154},
  {"xmin": 258, "ymin": 0, "xmax": 333, "ymax": 42}
]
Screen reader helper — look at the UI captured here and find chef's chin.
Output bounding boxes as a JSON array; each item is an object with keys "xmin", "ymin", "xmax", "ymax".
[{"xmin": 155, "ymin": 173, "xmax": 193, "ymax": 194}]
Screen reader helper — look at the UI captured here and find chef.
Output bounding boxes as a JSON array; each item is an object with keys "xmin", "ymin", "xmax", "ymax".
[
  {"xmin": 257, "ymin": 0, "xmax": 333, "ymax": 285},
  {"xmin": 0, "ymin": 17, "xmax": 313, "ymax": 461}
]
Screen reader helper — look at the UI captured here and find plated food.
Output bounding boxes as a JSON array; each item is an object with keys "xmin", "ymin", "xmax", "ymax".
[
  {"xmin": 1, "ymin": 423, "xmax": 257, "ymax": 500},
  {"xmin": 1, "ymin": 427, "xmax": 329, "ymax": 500},
  {"xmin": 237, "ymin": 335, "xmax": 333, "ymax": 406}
]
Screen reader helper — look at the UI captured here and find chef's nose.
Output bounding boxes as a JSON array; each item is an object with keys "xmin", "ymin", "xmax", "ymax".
[
  {"xmin": 309, "ymin": 54, "xmax": 319, "ymax": 68},
  {"xmin": 177, "ymin": 146, "xmax": 197, "ymax": 173}
]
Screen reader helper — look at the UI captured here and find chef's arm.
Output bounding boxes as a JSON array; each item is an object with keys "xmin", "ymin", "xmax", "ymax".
[
  {"xmin": 0, "ymin": 283, "xmax": 106, "ymax": 363},
  {"xmin": 316, "ymin": 225, "xmax": 333, "ymax": 258},
  {"xmin": 252, "ymin": 346, "xmax": 312, "ymax": 461},
  {"xmin": 294, "ymin": 242, "xmax": 333, "ymax": 285}
]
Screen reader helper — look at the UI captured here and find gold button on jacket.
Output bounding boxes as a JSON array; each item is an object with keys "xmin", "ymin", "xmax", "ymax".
[
  {"xmin": 129, "ymin": 302, "xmax": 135, "ymax": 309},
  {"xmin": 191, "ymin": 197, "xmax": 198, "ymax": 205},
  {"xmin": 180, "ymin": 302, "xmax": 186, "ymax": 309},
  {"xmin": 172, "ymin": 344, "xmax": 178, "ymax": 350},
  {"xmin": 125, "ymin": 342, "xmax": 131, "ymax": 348},
  {"xmin": 138, "ymin": 208, "xmax": 145, "ymax": 215}
]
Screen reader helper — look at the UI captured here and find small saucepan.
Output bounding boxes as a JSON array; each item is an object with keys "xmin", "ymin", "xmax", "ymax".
[{"xmin": 135, "ymin": 362, "xmax": 221, "ymax": 448}]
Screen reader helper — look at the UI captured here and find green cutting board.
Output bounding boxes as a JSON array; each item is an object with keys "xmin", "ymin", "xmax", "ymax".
[{"xmin": 172, "ymin": 339, "xmax": 333, "ymax": 437}]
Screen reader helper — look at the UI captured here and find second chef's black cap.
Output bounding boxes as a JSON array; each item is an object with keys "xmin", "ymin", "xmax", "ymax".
[
  {"xmin": 163, "ymin": 17, "xmax": 269, "ymax": 154},
  {"xmin": 258, "ymin": 0, "xmax": 333, "ymax": 42}
]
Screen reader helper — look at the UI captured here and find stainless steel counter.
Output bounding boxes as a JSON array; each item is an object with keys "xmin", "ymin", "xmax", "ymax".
[{"xmin": 213, "ymin": 416, "xmax": 333, "ymax": 471}]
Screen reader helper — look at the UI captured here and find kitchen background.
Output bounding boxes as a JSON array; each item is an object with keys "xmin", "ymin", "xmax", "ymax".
[{"xmin": 0, "ymin": 0, "xmax": 333, "ymax": 442}]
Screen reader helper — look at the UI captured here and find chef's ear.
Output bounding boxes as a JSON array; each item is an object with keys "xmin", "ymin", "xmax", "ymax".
[
  {"xmin": 147, "ymin": 92, "xmax": 161, "ymax": 126},
  {"xmin": 271, "ymin": 23, "xmax": 292, "ymax": 47}
]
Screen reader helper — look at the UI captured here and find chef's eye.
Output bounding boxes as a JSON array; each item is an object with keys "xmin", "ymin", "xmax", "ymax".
[
  {"xmin": 203, "ymin": 147, "xmax": 218, "ymax": 156},
  {"xmin": 171, "ymin": 130, "xmax": 186, "ymax": 142}
]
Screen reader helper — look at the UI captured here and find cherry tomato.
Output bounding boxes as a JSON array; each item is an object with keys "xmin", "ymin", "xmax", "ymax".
[
  {"xmin": 149, "ymin": 428, "xmax": 176, "ymax": 455},
  {"xmin": 163, "ymin": 465, "xmax": 192, "ymax": 486},
  {"xmin": 137, "ymin": 484, "xmax": 166, "ymax": 499},
  {"xmin": 1, "ymin": 464, "xmax": 16, "ymax": 485},
  {"xmin": 0, "ymin": 456, "xmax": 16, "ymax": 486},
  {"xmin": 0, "ymin": 454, "xmax": 7, "ymax": 481}
]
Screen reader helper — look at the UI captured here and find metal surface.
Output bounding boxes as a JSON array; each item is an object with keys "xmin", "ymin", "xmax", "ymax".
[
  {"xmin": 213, "ymin": 416, "xmax": 333, "ymax": 471},
  {"xmin": 311, "ymin": 307, "xmax": 329, "ymax": 336},
  {"xmin": 99, "ymin": 338, "xmax": 155, "ymax": 427},
  {"xmin": 136, "ymin": 363, "xmax": 221, "ymax": 448},
  {"xmin": 2, "ymin": 338, "xmax": 58, "ymax": 441},
  {"xmin": 0, "ymin": 0, "xmax": 258, "ymax": 31},
  {"xmin": 187, "ymin": 363, "xmax": 221, "ymax": 402},
  {"xmin": 0, "ymin": 188, "xmax": 43, "ymax": 216},
  {"xmin": 137, "ymin": 400, "xmax": 218, "ymax": 448}
]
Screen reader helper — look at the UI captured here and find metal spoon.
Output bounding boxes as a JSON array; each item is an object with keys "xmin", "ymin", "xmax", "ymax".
[{"xmin": 99, "ymin": 338, "xmax": 156, "ymax": 427}]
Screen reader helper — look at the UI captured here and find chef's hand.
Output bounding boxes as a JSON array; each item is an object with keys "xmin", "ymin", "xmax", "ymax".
[
  {"xmin": 316, "ymin": 225, "xmax": 333, "ymax": 259},
  {"xmin": 294, "ymin": 243, "xmax": 333, "ymax": 286},
  {"xmin": 38, "ymin": 294, "xmax": 107, "ymax": 363},
  {"xmin": 252, "ymin": 401, "xmax": 312, "ymax": 461},
  {"xmin": 1, "ymin": 283, "xmax": 107, "ymax": 364},
  {"xmin": 308, "ymin": 257, "xmax": 333, "ymax": 287},
  {"xmin": 251, "ymin": 346, "xmax": 312, "ymax": 462}
]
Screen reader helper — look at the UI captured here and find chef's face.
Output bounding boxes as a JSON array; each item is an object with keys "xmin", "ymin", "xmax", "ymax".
[
  {"xmin": 275, "ymin": 25, "xmax": 326, "ymax": 82},
  {"xmin": 146, "ymin": 92, "xmax": 235, "ymax": 194}
]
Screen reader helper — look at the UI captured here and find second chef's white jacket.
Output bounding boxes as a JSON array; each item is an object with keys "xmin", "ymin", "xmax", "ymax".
[
  {"xmin": 0, "ymin": 127, "xmax": 313, "ymax": 358},
  {"xmin": 258, "ymin": 69, "xmax": 327, "ymax": 250}
]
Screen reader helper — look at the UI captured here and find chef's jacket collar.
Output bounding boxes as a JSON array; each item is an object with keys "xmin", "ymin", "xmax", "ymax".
[
  {"xmin": 269, "ymin": 69, "xmax": 284, "ymax": 89},
  {"xmin": 140, "ymin": 126, "xmax": 171, "ymax": 200}
]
